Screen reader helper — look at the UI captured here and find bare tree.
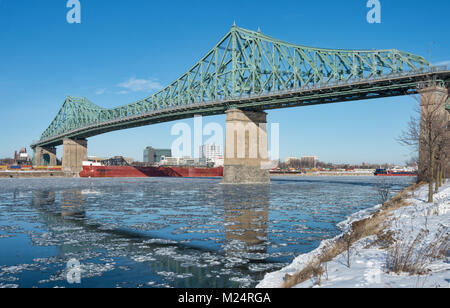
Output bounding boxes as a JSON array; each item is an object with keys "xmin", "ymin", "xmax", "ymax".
[
  {"xmin": 434, "ymin": 121, "xmax": 448, "ymax": 189},
  {"xmin": 376, "ymin": 177, "xmax": 392, "ymax": 205},
  {"xmin": 398, "ymin": 79, "xmax": 448, "ymax": 203},
  {"xmin": 397, "ymin": 110, "xmax": 420, "ymax": 151},
  {"xmin": 405, "ymin": 156, "xmax": 419, "ymax": 168}
]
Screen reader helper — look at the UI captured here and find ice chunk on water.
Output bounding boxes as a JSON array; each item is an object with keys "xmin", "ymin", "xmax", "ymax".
[{"xmin": 130, "ymin": 255, "xmax": 156, "ymax": 263}]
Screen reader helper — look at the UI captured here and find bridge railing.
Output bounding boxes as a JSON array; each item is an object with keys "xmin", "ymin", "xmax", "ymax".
[{"xmin": 429, "ymin": 65, "xmax": 448, "ymax": 72}]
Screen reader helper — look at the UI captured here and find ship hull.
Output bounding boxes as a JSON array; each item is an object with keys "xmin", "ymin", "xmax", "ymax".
[
  {"xmin": 80, "ymin": 165, "xmax": 223, "ymax": 178},
  {"xmin": 375, "ymin": 174, "xmax": 417, "ymax": 177},
  {"xmin": 374, "ymin": 168, "xmax": 417, "ymax": 177}
]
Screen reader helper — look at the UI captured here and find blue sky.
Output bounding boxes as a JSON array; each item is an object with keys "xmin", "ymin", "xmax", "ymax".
[{"xmin": 0, "ymin": 0, "xmax": 449, "ymax": 164}]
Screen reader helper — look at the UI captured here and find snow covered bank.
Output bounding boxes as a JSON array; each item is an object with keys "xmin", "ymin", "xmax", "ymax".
[{"xmin": 257, "ymin": 182, "xmax": 449, "ymax": 288}]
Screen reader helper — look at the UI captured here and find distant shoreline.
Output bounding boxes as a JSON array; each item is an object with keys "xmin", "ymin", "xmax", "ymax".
[
  {"xmin": 270, "ymin": 172, "xmax": 375, "ymax": 177},
  {"xmin": 0, "ymin": 171, "xmax": 408, "ymax": 179}
]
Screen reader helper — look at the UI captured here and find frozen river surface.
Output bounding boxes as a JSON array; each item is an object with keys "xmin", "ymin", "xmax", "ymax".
[{"xmin": 0, "ymin": 176, "xmax": 414, "ymax": 288}]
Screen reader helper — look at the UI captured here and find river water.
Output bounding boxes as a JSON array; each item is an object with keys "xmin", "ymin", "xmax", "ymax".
[{"xmin": 0, "ymin": 176, "xmax": 414, "ymax": 288}]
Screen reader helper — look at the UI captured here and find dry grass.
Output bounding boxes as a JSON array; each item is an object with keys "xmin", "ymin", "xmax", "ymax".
[
  {"xmin": 367, "ymin": 230, "xmax": 395, "ymax": 249},
  {"xmin": 282, "ymin": 182, "xmax": 425, "ymax": 288},
  {"xmin": 386, "ymin": 225, "xmax": 449, "ymax": 275}
]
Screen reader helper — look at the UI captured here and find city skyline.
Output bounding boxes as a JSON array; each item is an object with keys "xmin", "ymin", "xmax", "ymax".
[{"xmin": 1, "ymin": 1, "xmax": 449, "ymax": 164}]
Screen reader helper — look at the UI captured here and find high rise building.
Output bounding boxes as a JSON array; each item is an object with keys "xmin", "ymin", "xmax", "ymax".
[
  {"xmin": 143, "ymin": 147, "xmax": 172, "ymax": 164},
  {"xmin": 199, "ymin": 144, "xmax": 222, "ymax": 160},
  {"xmin": 300, "ymin": 156, "xmax": 318, "ymax": 168},
  {"xmin": 285, "ymin": 157, "xmax": 299, "ymax": 165},
  {"xmin": 199, "ymin": 144, "xmax": 223, "ymax": 167}
]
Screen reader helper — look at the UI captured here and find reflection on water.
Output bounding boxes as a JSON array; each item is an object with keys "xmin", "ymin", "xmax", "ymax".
[
  {"xmin": 0, "ymin": 176, "xmax": 414, "ymax": 288},
  {"xmin": 61, "ymin": 191, "xmax": 86, "ymax": 219},
  {"xmin": 32, "ymin": 191, "xmax": 86, "ymax": 219},
  {"xmin": 223, "ymin": 186, "xmax": 269, "ymax": 259}
]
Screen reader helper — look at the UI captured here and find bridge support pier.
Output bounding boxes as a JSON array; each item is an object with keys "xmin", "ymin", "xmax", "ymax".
[
  {"xmin": 447, "ymin": 87, "xmax": 450, "ymax": 179},
  {"xmin": 222, "ymin": 109, "xmax": 270, "ymax": 184},
  {"xmin": 62, "ymin": 138, "xmax": 87, "ymax": 173},
  {"xmin": 418, "ymin": 85, "xmax": 449, "ymax": 181},
  {"xmin": 34, "ymin": 146, "xmax": 57, "ymax": 166}
]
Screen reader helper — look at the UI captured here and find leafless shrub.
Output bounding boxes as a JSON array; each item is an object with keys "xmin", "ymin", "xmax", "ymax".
[
  {"xmin": 370, "ymin": 230, "xmax": 395, "ymax": 249},
  {"xmin": 324, "ymin": 262, "xmax": 329, "ymax": 281},
  {"xmin": 282, "ymin": 242, "xmax": 342, "ymax": 288},
  {"xmin": 386, "ymin": 226, "xmax": 449, "ymax": 275},
  {"xmin": 283, "ymin": 263, "xmax": 317, "ymax": 288},
  {"xmin": 423, "ymin": 225, "xmax": 449, "ymax": 260},
  {"xmin": 311, "ymin": 264, "xmax": 324, "ymax": 286},
  {"xmin": 376, "ymin": 178, "xmax": 392, "ymax": 205},
  {"xmin": 343, "ymin": 233, "xmax": 353, "ymax": 268},
  {"xmin": 387, "ymin": 230, "xmax": 428, "ymax": 275}
]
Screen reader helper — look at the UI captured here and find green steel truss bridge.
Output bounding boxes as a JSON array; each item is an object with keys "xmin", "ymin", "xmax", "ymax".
[{"xmin": 31, "ymin": 26, "xmax": 450, "ymax": 149}]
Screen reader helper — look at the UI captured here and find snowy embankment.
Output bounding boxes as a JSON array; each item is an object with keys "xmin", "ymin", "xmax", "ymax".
[{"xmin": 257, "ymin": 182, "xmax": 449, "ymax": 288}]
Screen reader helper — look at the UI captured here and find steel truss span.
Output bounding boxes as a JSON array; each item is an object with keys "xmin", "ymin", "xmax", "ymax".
[{"xmin": 32, "ymin": 26, "xmax": 450, "ymax": 149}]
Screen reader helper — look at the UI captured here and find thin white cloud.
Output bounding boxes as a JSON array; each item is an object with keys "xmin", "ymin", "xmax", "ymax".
[
  {"xmin": 117, "ymin": 77, "xmax": 163, "ymax": 93},
  {"xmin": 95, "ymin": 88, "xmax": 106, "ymax": 95},
  {"xmin": 116, "ymin": 90, "xmax": 129, "ymax": 95},
  {"xmin": 432, "ymin": 60, "xmax": 450, "ymax": 67}
]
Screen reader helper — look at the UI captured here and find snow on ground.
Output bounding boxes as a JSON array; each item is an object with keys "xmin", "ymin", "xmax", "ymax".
[{"xmin": 257, "ymin": 182, "xmax": 450, "ymax": 288}]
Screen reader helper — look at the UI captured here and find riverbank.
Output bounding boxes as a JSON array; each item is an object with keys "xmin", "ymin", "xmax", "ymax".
[{"xmin": 257, "ymin": 181, "xmax": 449, "ymax": 288}]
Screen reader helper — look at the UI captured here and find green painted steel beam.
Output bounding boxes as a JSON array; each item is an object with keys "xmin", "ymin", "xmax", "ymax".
[{"xmin": 32, "ymin": 26, "xmax": 449, "ymax": 149}]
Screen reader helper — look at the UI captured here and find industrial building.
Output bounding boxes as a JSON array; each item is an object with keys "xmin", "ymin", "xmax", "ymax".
[{"xmin": 14, "ymin": 148, "xmax": 32, "ymax": 165}]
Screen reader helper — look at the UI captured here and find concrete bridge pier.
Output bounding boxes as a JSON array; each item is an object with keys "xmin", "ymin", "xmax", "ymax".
[
  {"xmin": 445, "ymin": 87, "xmax": 450, "ymax": 179},
  {"xmin": 62, "ymin": 138, "xmax": 87, "ymax": 173},
  {"xmin": 222, "ymin": 109, "xmax": 270, "ymax": 184},
  {"xmin": 418, "ymin": 85, "xmax": 449, "ymax": 180},
  {"xmin": 34, "ymin": 146, "xmax": 57, "ymax": 166},
  {"xmin": 445, "ymin": 87, "xmax": 450, "ymax": 178}
]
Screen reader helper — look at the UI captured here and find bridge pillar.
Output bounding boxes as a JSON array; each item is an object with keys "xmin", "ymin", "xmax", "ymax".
[
  {"xmin": 62, "ymin": 138, "xmax": 87, "ymax": 173},
  {"xmin": 34, "ymin": 146, "xmax": 57, "ymax": 166},
  {"xmin": 445, "ymin": 87, "xmax": 450, "ymax": 179},
  {"xmin": 418, "ymin": 86, "xmax": 449, "ymax": 181},
  {"xmin": 223, "ymin": 109, "xmax": 270, "ymax": 184}
]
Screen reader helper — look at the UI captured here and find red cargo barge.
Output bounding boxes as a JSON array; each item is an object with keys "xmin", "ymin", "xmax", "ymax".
[{"xmin": 80, "ymin": 164, "xmax": 223, "ymax": 178}]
